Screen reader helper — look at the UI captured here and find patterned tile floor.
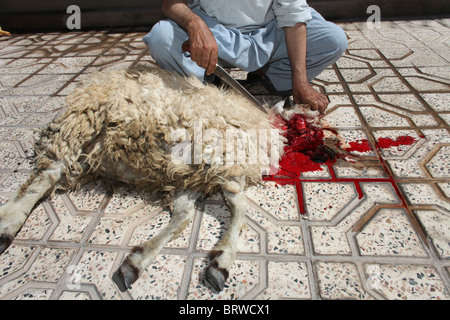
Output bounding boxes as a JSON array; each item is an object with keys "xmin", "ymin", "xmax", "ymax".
[{"xmin": 0, "ymin": 17, "xmax": 449, "ymax": 300}]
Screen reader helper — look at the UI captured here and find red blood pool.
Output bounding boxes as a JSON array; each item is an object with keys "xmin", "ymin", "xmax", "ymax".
[
  {"xmin": 273, "ymin": 112, "xmax": 418, "ymax": 176},
  {"xmin": 278, "ymin": 152, "xmax": 323, "ymax": 177},
  {"xmin": 282, "ymin": 114, "xmax": 324, "ymax": 154},
  {"xmin": 343, "ymin": 136, "xmax": 417, "ymax": 153},
  {"xmin": 376, "ymin": 136, "xmax": 416, "ymax": 149},
  {"xmin": 275, "ymin": 114, "xmax": 328, "ymax": 175},
  {"xmin": 345, "ymin": 140, "xmax": 372, "ymax": 153}
]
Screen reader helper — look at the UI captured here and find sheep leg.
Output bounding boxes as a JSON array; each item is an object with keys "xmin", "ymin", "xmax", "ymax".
[
  {"xmin": 205, "ymin": 191, "xmax": 246, "ymax": 292},
  {"xmin": 0, "ymin": 163, "xmax": 63, "ymax": 254},
  {"xmin": 113, "ymin": 189, "xmax": 200, "ymax": 292}
]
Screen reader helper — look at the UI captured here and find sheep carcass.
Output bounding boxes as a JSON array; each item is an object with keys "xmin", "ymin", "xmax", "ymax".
[{"xmin": 0, "ymin": 63, "xmax": 297, "ymax": 292}]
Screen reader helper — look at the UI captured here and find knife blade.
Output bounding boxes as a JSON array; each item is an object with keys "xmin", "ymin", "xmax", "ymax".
[{"xmin": 182, "ymin": 41, "xmax": 268, "ymax": 114}]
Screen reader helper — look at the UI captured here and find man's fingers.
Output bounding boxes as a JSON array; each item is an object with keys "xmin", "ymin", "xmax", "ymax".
[
  {"xmin": 188, "ymin": 39, "xmax": 218, "ymax": 75},
  {"xmin": 309, "ymin": 100, "xmax": 319, "ymax": 112},
  {"xmin": 313, "ymin": 91, "xmax": 329, "ymax": 115},
  {"xmin": 205, "ymin": 47, "xmax": 218, "ymax": 75},
  {"xmin": 293, "ymin": 82, "xmax": 330, "ymax": 115}
]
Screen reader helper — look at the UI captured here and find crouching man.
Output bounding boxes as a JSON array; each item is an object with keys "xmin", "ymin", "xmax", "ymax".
[{"xmin": 143, "ymin": 0, "xmax": 347, "ymax": 115}]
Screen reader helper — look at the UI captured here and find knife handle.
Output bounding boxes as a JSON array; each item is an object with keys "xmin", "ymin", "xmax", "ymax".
[{"xmin": 182, "ymin": 41, "xmax": 190, "ymax": 53}]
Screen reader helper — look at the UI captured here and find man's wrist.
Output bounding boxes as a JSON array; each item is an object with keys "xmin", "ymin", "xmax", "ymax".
[
  {"xmin": 292, "ymin": 68, "xmax": 309, "ymax": 82},
  {"xmin": 293, "ymin": 75, "xmax": 311, "ymax": 94}
]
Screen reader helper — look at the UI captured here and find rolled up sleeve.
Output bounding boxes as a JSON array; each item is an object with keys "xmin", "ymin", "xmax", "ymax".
[{"xmin": 272, "ymin": 0, "xmax": 312, "ymax": 28}]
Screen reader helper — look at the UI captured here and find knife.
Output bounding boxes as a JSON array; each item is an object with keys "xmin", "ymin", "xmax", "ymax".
[{"xmin": 182, "ymin": 41, "xmax": 268, "ymax": 114}]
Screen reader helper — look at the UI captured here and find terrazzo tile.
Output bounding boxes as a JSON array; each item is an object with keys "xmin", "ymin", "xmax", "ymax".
[
  {"xmin": 58, "ymin": 291, "xmax": 91, "ymax": 300},
  {"xmin": 322, "ymin": 106, "xmax": 362, "ymax": 128},
  {"xmin": 400, "ymin": 183, "xmax": 450, "ymax": 211},
  {"xmin": 67, "ymin": 182, "xmax": 107, "ymax": 212},
  {"xmin": 315, "ymin": 261, "xmax": 374, "ymax": 300},
  {"xmin": 310, "ymin": 226, "xmax": 352, "ymax": 255},
  {"xmin": 303, "ymin": 182, "xmax": 357, "ymax": 221},
  {"xmin": 256, "ymin": 261, "xmax": 311, "ymax": 299},
  {"xmin": 410, "ymin": 114, "xmax": 440, "ymax": 127},
  {"xmin": 310, "ymin": 183, "xmax": 400, "ymax": 255},
  {"xmin": 438, "ymin": 113, "xmax": 450, "ymax": 126},
  {"xmin": 11, "ymin": 74, "xmax": 74, "ymax": 96},
  {"xmin": 336, "ymin": 56, "xmax": 371, "ymax": 68},
  {"xmin": 415, "ymin": 210, "xmax": 450, "ymax": 259},
  {"xmin": 47, "ymin": 196, "xmax": 92, "ymax": 243},
  {"xmin": 405, "ymin": 76, "xmax": 450, "ymax": 92},
  {"xmin": 3, "ymin": 126, "xmax": 40, "ymax": 143},
  {"xmin": 356, "ymin": 208, "xmax": 428, "ymax": 257},
  {"xmin": 420, "ymin": 93, "xmax": 450, "ymax": 112},
  {"xmin": 339, "ymin": 68, "xmax": 375, "ymax": 83},
  {"xmin": 373, "ymin": 129, "xmax": 422, "ymax": 158},
  {"xmin": 15, "ymin": 202, "xmax": 52, "ymax": 241},
  {"xmin": 299, "ymin": 164, "xmax": 330, "ymax": 178},
  {"xmin": 0, "ymin": 172, "xmax": 31, "ymax": 192},
  {"xmin": 370, "ymin": 77, "xmax": 411, "ymax": 93},
  {"xmin": 70, "ymin": 250, "xmax": 120, "ymax": 300},
  {"xmin": 245, "ymin": 181, "xmax": 300, "ymax": 221},
  {"xmin": 246, "ymin": 205, "xmax": 304, "ymax": 255},
  {"xmin": 365, "ymin": 264, "xmax": 450, "ymax": 300},
  {"xmin": 37, "ymin": 57, "xmax": 95, "ymax": 74},
  {"xmin": 377, "ymin": 93, "xmax": 427, "ymax": 112},
  {"xmin": 0, "ymin": 245, "xmax": 36, "ymax": 279},
  {"xmin": 425, "ymin": 145, "xmax": 450, "ymax": 178},
  {"xmin": 35, "ymin": 96, "xmax": 66, "ymax": 113},
  {"xmin": 387, "ymin": 47, "xmax": 450, "ymax": 68},
  {"xmin": 437, "ymin": 182, "xmax": 450, "ymax": 197},
  {"xmin": 13, "ymin": 288, "xmax": 53, "ymax": 300},
  {"xmin": 0, "ymin": 247, "xmax": 75, "ymax": 299},
  {"xmin": 383, "ymin": 129, "xmax": 449, "ymax": 178},
  {"xmin": 103, "ymin": 187, "xmax": 147, "ymax": 214},
  {"xmin": 128, "ymin": 254, "xmax": 186, "ymax": 300},
  {"xmin": 334, "ymin": 165, "xmax": 388, "ymax": 179},
  {"xmin": 359, "ymin": 106, "xmax": 412, "ymax": 127},
  {"xmin": 89, "ymin": 214, "xmax": 142, "ymax": 246},
  {"xmin": 0, "ymin": 142, "xmax": 22, "ymax": 170},
  {"xmin": 0, "ymin": 58, "xmax": 50, "ymax": 74},
  {"xmin": 0, "ymin": 110, "xmax": 28, "ymax": 126}
]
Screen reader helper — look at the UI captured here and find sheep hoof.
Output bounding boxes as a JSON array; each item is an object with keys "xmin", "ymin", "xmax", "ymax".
[
  {"xmin": 0, "ymin": 234, "xmax": 13, "ymax": 255},
  {"xmin": 205, "ymin": 264, "xmax": 227, "ymax": 292},
  {"xmin": 112, "ymin": 262, "xmax": 139, "ymax": 292}
]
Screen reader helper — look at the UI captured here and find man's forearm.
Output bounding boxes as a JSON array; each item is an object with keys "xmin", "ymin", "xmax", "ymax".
[
  {"xmin": 284, "ymin": 22, "xmax": 329, "ymax": 114},
  {"xmin": 161, "ymin": 0, "xmax": 204, "ymax": 34},
  {"xmin": 284, "ymin": 22, "xmax": 308, "ymax": 84}
]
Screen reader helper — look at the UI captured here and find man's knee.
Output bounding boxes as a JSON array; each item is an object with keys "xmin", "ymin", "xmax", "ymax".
[
  {"xmin": 142, "ymin": 20, "xmax": 177, "ymax": 58},
  {"xmin": 329, "ymin": 24, "xmax": 348, "ymax": 58},
  {"xmin": 326, "ymin": 24, "xmax": 348, "ymax": 60}
]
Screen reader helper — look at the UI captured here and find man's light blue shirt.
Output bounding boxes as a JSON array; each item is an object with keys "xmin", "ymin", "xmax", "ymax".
[{"xmin": 187, "ymin": 0, "xmax": 312, "ymax": 32}]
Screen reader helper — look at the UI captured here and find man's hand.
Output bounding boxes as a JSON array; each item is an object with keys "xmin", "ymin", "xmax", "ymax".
[
  {"xmin": 186, "ymin": 19, "xmax": 218, "ymax": 75},
  {"xmin": 284, "ymin": 22, "xmax": 329, "ymax": 115},
  {"xmin": 162, "ymin": 0, "xmax": 218, "ymax": 75},
  {"xmin": 293, "ymin": 81, "xmax": 329, "ymax": 115}
]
